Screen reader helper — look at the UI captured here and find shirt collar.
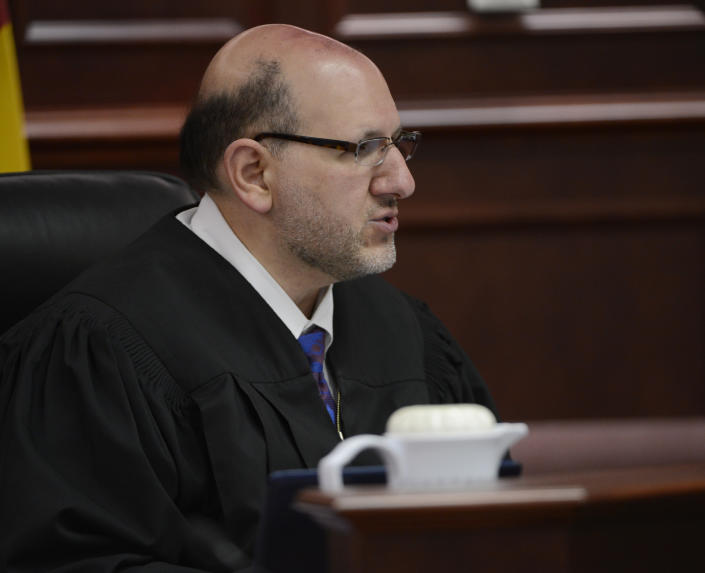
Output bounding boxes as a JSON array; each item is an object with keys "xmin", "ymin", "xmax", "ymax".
[{"xmin": 176, "ymin": 194, "xmax": 334, "ymax": 348}]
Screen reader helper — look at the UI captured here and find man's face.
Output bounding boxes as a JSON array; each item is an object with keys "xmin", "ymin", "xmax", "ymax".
[{"xmin": 269, "ymin": 57, "xmax": 416, "ymax": 283}]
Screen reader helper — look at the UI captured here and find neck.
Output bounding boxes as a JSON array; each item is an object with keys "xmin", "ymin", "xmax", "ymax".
[
  {"xmin": 294, "ymin": 287, "xmax": 324, "ymax": 318},
  {"xmin": 262, "ymin": 252, "xmax": 334, "ymax": 317},
  {"xmin": 260, "ymin": 258, "xmax": 333, "ymax": 318}
]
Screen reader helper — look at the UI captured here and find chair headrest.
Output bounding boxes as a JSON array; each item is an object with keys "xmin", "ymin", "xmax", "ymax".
[{"xmin": 0, "ymin": 170, "xmax": 198, "ymax": 334}]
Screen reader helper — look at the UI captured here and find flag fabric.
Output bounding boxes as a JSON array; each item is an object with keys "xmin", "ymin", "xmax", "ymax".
[{"xmin": 0, "ymin": 0, "xmax": 30, "ymax": 172}]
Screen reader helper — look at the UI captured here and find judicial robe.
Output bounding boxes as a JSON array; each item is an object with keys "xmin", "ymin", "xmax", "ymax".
[{"xmin": 0, "ymin": 214, "xmax": 497, "ymax": 572}]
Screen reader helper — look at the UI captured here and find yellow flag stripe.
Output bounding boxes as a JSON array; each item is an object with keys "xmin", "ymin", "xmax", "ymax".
[{"xmin": 0, "ymin": 20, "xmax": 31, "ymax": 172}]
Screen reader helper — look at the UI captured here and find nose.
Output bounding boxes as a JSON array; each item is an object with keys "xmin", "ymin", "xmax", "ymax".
[{"xmin": 369, "ymin": 145, "xmax": 416, "ymax": 200}]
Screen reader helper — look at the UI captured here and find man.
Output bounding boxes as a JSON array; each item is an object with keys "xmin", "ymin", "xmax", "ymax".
[{"xmin": 0, "ymin": 24, "xmax": 496, "ymax": 572}]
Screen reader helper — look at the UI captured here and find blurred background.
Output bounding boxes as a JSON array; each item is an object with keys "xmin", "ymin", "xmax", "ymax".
[{"xmin": 4, "ymin": 0, "xmax": 705, "ymax": 422}]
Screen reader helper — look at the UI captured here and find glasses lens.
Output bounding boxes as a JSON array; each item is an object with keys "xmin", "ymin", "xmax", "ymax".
[
  {"xmin": 395, "ymin": 132, "xmax": 419, "ymax": 161},
  {"xmin": 356, "ymin": 138, "xmax": 390, "ymax": 166}
]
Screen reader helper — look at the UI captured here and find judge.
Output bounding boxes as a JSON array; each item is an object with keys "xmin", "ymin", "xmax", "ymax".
[{"xmin": 0, "ymin": 24, "xmax": 497, "ymax": 572}]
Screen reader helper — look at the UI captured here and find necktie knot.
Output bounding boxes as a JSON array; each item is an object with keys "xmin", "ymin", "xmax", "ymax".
[{"xmin": 298, "ymin": 327, "xmax": 326, "ymax": 373}]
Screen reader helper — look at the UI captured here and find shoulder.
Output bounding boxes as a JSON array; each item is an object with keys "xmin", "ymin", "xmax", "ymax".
[
  {"xmin": 338, "ymin": 277, "xmax": 498, "ymax": 414},
  {"xmin": 334, "ymin": 274, "xmax": 417, "ymax": 315},
  {"xmin": 334, "ymin": 274, "xmax": 441, "ymax": 332},
  {"xmin": 333, "ymin": 275, "xmax": 425, "ymax": 347},
  {"xmin": 1, "ymin": 290, "xmax": 191, "ymax": 413},
  {"xmin": 2, "ymin": 291, "xmax": 119, "ymax": 352}
]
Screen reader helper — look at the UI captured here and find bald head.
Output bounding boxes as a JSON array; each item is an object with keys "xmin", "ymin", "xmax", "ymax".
[
  {"xmin": 179, "ymin": 25, "xmax": 388, "ymax": 193},
  {"xmin": 199, "ymin": 24, "xmax": 364, "ymax": 100}
]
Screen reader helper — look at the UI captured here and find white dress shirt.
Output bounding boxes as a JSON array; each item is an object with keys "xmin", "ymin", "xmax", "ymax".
[{"xmin": 176, "ymin": 194, "xmax": 336, "ymax": 390}]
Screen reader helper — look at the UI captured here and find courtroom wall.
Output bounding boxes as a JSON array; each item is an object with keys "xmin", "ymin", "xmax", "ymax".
[{"xmin": 8, "ymin": 0, "xmax": 705, "ymax": 420}]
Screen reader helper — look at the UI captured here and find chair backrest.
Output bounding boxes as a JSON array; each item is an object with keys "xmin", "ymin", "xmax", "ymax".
[{"xmin": 0, "ymin": 170, "xmax": 198, "ymax": 334}]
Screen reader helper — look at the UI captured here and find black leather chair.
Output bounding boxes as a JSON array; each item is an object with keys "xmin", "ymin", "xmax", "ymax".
[{"xmin": 0, "ymin": 170, "xmax": 198, "ymax": 335}]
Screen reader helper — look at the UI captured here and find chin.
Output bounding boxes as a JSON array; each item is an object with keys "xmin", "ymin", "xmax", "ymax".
[{"xmin": 357, "ymin": 243, "xmax": 397, "ymax": 277}]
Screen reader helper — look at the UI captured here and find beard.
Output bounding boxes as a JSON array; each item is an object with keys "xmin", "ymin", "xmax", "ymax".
[{"xmin": 273, "ymin": 182, "xmax": 397, "ymax": 282}]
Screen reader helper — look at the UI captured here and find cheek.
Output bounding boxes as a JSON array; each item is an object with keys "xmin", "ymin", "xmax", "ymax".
[
  {"xmin": 281, "ymin": 156, "xmax": 372, "ymax": 215},
  {"xmin": 332, "ymin": 188, "xmax": 371, "ymax": 228},
  {"xmin": 328, "ymin": 167, "xmax": 372, "ymax": 204}
]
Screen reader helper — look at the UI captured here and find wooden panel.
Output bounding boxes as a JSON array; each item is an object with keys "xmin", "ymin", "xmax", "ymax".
[
  {"xmin": 9, "ymin": 0, "xmax": 254, "ymax": 33},
  {"xmin": 338, "ymin": 5, "xmax": 705, "ymax": 38},
  {"xmin": 19, "ymin": 0, "xmax": 243, "ymax": 20},
  {"xmin": 18, "ymin": 41, "xmax": 229, "ymax": 107},
  {"xmin": 23, "ymin": 19, "xmax": 241, "ymax": 44},
  {"xmin": 338, "ymin": 8, "xmax": 705, "ymax": 99},
  {"xmin": 26, "ymin": 106, "xmax": 186, "ymax": 173},
  {"xmin": 386, "ymin": 222, "xmax": 705, "ymax": 420},
  {"xmin": 349, "ymin": 0, "xmax": 693, "ymax": 12},
  {"xmin": 399, "ymin": 103, "xmax": 705, "ymax": 204},
  {"xmin": 298, "ymin": 465, "xmax": 705, "ymax": 573},
  {"xmin": 382, "ymin": 116, "xmax": 705, "ymax": 421},
  {"xmin": 399, "ymin": 95, "xmax": 705, "ymax": 130},
  {"xmin": 8, "ymin": 0, "xmax": 249, "ymax": 107},
  {"xmin": 512, "ymin": 418, "xmax": 705, "ymax": 474},
  {"xmin": 10, "ymin": 3, "xmax": 705, "ymax": 107},
  {"xmin": 259, "ymin": 0, "xmax": 346, "ymax": 33},
  {"xmin": 26, "ymin": 92, "xmax": 705, "ymax": 178}
]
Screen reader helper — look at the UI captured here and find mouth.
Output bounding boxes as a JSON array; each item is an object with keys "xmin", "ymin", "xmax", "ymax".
[{"xmin": 370, "ymin": 211, "xmax": 399, "ymax": 233}]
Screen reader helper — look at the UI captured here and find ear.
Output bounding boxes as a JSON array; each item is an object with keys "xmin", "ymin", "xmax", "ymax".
[{"xmin": 222, "ymin": 139, "xmax": 273, "ymax": 214}]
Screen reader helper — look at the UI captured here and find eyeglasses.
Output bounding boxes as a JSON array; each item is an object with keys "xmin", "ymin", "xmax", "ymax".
[{"xmin": 253, "ymin": 130, "xmax": 421, "ymax": 167}]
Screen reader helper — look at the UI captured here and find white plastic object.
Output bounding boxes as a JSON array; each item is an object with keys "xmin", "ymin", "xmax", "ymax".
[{"xmin": 318, "ymin": 423, "xmax": 529, "ymax": 493}]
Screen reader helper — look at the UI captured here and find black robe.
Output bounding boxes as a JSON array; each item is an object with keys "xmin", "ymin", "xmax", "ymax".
[{"xmin": 0, "ymin": 215, "xmax": 497, "ymax": 572}]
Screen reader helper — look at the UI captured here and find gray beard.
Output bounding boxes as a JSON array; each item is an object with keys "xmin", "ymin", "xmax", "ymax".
[
  {"xmin": 275, "ymin": 189, "xmax": 397, "ymax": 282},
  {"xmin": 287, "ymin": 227, "xmax": 396, "ymax": 282}
]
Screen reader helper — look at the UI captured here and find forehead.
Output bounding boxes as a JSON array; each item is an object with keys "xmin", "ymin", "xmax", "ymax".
[{"xmin": 289, "ymin": 56, "xmax": 401, "ymax": 139}]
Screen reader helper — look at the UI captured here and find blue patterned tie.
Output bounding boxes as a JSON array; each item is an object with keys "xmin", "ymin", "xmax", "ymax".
[{"xmin": 298, "ymin": 327, "xmax": 336, "ymax": 424}]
